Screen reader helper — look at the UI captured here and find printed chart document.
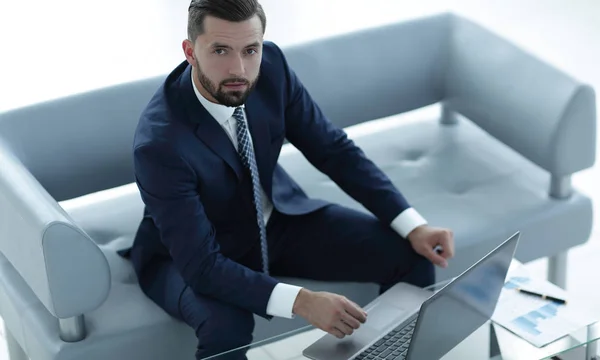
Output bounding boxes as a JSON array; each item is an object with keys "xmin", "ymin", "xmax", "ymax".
[{"xmin": 491, "ymin": 262, "xmax": 595, "ymax": 347}]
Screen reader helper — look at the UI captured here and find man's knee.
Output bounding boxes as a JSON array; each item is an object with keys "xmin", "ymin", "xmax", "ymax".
[
  {"xmin": 383, "ymin": 251, "xmax": 436, "ymax": 293},
  {"xmin": 178, "ymin": 287, "xmax": 255, "ymax": 359},
  {"xmin": 195, "ymin": 308, "xmax": 254, "ymax": 356},
  {"xmin": 405, "ymin": 254, "xmax": 435, "ymax": 288}
]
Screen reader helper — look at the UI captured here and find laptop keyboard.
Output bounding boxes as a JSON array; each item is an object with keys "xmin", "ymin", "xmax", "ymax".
[{"xmin": 353, "ymin": 317, "xmax": 417, "ymax": 360}]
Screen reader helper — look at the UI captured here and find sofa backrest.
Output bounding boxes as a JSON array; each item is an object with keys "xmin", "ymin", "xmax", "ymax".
[
  {"xmin": 0, "ymin": 77, "xmax": 162, "ymax": 201},
  {"xmin": 283, "ymin": 13, "xmax": 449, "ymax": 129}
]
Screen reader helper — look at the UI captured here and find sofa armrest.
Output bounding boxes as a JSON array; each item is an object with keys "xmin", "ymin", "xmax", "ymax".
[
  {"xmin": 444, "ymin": 14, "xmax": 596, "ymax": 176},
  {"xmin": 0, "ymin": 141, "xmax": 110, "ymax": 318}
]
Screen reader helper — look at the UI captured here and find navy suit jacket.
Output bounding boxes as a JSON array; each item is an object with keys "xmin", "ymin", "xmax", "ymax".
[{"xmin": 130, "ymin": 41, "xmax": 411, "ymax": 318}]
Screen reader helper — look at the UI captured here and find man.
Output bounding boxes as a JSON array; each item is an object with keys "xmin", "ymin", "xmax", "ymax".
[{"xmin": 129, "ymin": 0, "xmax": 455, "ymax": 359}]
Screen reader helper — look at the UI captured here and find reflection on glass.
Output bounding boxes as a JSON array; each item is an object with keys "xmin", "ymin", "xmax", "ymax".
[{"xmin": 407, "ymin": 234, "xmax": 517, "ymax": 359}]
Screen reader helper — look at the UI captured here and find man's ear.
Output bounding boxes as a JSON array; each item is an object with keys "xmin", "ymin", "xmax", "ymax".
[{"xmin": 182, "ymin": 39, "xmax": 196, "ymax": 67}]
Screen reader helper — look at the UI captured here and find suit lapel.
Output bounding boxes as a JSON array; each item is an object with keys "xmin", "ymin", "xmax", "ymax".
[
  {"xmin": 178, "ymin": 65, "xmax": 244, "ymax": 181},
  {"xmin": 245, "ymin": 91, "xmax": 273, "ymax": 197}
]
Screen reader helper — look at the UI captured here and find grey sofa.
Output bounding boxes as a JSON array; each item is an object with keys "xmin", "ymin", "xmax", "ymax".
[{"xmin": 0, "ymin": 12, "xmax": 595, "ymax": 360}]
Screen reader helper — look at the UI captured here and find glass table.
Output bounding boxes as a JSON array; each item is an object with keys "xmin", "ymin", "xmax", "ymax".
[{"xmin": 205, "ymin": 275, "xmax": 600, "ymax": 360}]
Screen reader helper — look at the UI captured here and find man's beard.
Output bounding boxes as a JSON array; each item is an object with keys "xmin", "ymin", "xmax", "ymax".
[{"xmin": 196, "ymin": 61, "xmax": 258, "ymax": 107}]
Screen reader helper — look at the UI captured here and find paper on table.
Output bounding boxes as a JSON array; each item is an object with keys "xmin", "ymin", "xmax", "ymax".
[{"xmin": 491, "ymin": 262, "xmax": 595, "ymax": 347}]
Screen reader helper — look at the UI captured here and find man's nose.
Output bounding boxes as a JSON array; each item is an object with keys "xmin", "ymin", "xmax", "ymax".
[{"xmin": 228, "ymin": 55, "xmax": 245, "ymax": 77}]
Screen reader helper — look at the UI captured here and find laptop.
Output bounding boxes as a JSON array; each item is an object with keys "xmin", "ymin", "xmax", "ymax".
[{"xmin": 303, "ymin": 232, "xmax": 520, "ymax": 360}]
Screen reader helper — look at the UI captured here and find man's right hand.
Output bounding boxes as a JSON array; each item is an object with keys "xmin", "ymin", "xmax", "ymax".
[{"xmin": 292, "ymin": 288, "xmax": 367, "ymax": 339}]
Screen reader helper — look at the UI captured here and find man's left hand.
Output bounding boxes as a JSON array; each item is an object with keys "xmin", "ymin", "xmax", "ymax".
[{"xmin": 407, "ymin": 225, "xmax": 455, "ymax": 268}]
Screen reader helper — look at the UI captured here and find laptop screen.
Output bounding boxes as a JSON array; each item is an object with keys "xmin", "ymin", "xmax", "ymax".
[{"xmin": 406, "ymin": 233, "xmax": 519, "ymax": 359}]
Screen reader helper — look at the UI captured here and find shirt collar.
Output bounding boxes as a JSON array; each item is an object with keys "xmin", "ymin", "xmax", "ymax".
[{"xmin": 191, "ymin": 68, "xmax": 243, "ymax": 125}]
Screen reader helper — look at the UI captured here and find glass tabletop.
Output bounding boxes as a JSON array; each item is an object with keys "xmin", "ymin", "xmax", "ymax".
[{"xmin": 205, "ymin": 275, "xmax": 600, "ymax": 360}]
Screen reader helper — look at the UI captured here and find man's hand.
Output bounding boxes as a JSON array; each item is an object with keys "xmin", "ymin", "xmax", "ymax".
[
  {"xmin": 292, "ymin": 289, "xmax": 367, "ymax": 339},
  {"xmin": 407, "ymin": 225, "xmax": 455, "ymax": 268}
]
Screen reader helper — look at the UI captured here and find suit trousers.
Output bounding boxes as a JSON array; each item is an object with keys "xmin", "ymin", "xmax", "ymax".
[{"xmin": 142, "ymin": 204, "xmax": 435, "ymax": 360}]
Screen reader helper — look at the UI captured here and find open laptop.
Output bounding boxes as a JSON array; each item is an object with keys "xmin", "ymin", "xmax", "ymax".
[{"xmin": 303, "ymin": 232, "xmax": 520, "ymax": 360}]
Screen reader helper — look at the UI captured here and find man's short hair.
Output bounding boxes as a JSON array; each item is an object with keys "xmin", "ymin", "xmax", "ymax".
[{"xmin": 187, "ymin": 0, "xmax": 267, "ymax": 41}]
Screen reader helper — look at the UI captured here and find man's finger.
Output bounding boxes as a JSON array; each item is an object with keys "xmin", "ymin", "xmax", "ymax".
[
  {"xmin": 348, "ymin": 299, "xmax": 368, "ymax": 319},
  {"xmin": 439, "ymin": 235, "xmax": 455, "ymax": 258},
  {"xmin": 337, "ymin": 320, "xmax": 354, "ymax": 335},
  {"xmin": 426, "ymin": 248, "xmax": 448, "ymax": 268},
  {"xmin": 331, "ymin": 328, "xmax": 345, "ymax": 339},
  {"xmin": 341, "ymin": 312, "xmax": 361, "ymax": 329},
  {"xmin": 344, "ymin": 301, "xmax": 367, "ymax": 323}
]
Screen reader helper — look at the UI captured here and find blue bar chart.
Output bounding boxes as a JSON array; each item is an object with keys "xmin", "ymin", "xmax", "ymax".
[
  {"xmin": 511, "ymin": 303, "xmax": 559, "ymax": 336},
  {"xmin": 492, "ymin": 265, "xmax": 590, "ymax": 347}
]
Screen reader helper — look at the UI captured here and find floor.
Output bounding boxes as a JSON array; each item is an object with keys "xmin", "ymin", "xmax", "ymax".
[{"xmin": 1, "ymin": 0, "xmax": 600, "ymax": 359}]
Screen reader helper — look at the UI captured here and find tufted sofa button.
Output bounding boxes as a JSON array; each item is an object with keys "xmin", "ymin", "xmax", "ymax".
[
  {"xmin": 403, "ymin": 149, "xmax": 425, "ymax": 161},
  {"xmin": 450, "ymin": 183, "xmax": 471, "ymax": 195}
]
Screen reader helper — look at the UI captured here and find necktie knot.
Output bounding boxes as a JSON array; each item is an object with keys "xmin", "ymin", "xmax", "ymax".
[{"xmin": 233, "ymin": 107, "xmax": 245, "ymax": 124}]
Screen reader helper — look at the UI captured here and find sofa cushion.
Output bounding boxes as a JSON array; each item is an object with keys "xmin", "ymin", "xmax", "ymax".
[{"xmin": 278, "ymin": 105, "xmax": 593, "ymax": 279}]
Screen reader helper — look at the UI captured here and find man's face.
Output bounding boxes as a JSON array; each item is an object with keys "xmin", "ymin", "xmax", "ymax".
[{"xmin": 185, "ymin": 15, "xmax": 263, "ymax": 107}]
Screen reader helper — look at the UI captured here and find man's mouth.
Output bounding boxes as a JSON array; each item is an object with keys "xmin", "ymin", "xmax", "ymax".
[{"xmin": 223, "ymin": 82, "xmax": 247, "ymax": 89}]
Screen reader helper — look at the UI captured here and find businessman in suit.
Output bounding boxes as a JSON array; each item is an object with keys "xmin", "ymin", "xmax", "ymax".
[{"xmin": 129, "ymin": 0, "xmax": 455, "ymax": 359}]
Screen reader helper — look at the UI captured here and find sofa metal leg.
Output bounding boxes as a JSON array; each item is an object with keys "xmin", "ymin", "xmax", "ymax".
[
  {"xmin": 59, "ymin": 315, "xmax": 86, "ymax": 342},
  {"xmin": 549, "ymin": 175, "xmax": 572, "ymax": 199},
  {"xmin": 440, "ymin": 104, "xmax": 459, "ymax": 125},
  {"xmin": 548, "ymin": 252, "xmax": 568, "ymax": 289},
  {"xmin": 4, "ymin": 324, "xmax": 29, "ymax": 360}
]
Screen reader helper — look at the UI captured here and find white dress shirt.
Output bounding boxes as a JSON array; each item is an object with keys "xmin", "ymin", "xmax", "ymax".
[{"xmin": 191, "ymin": 72, "xmax": 427, "ymax": 319}]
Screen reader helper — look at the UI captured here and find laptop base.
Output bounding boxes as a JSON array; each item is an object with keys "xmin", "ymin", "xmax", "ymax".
[{"xmin": 303, "ymin": 282, "xmax": 431, "ymax": 360}]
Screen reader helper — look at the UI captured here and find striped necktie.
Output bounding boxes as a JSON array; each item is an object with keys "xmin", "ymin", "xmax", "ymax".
[{"xmin": 232, "ymin": 107, "xmax": 269, "ymax": 274}]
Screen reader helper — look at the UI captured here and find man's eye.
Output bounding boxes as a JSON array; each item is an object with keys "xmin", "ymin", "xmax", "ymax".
[
  {"xmin": 214, "ymin": 49, "xmax": 227, "ymax": 55},
  {"xmin": 246, "ymin": 49, "xmax": 257, "ymax": 55}
]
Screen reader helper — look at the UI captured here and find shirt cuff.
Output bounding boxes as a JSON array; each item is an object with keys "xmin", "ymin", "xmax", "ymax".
[
  {"xmin": 266, "ymin": 283, "xmax": 303, "ymax": 319},
  {"xmin": 390, "ymin": 208, "xmax": 428, "ymax": 239}
]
